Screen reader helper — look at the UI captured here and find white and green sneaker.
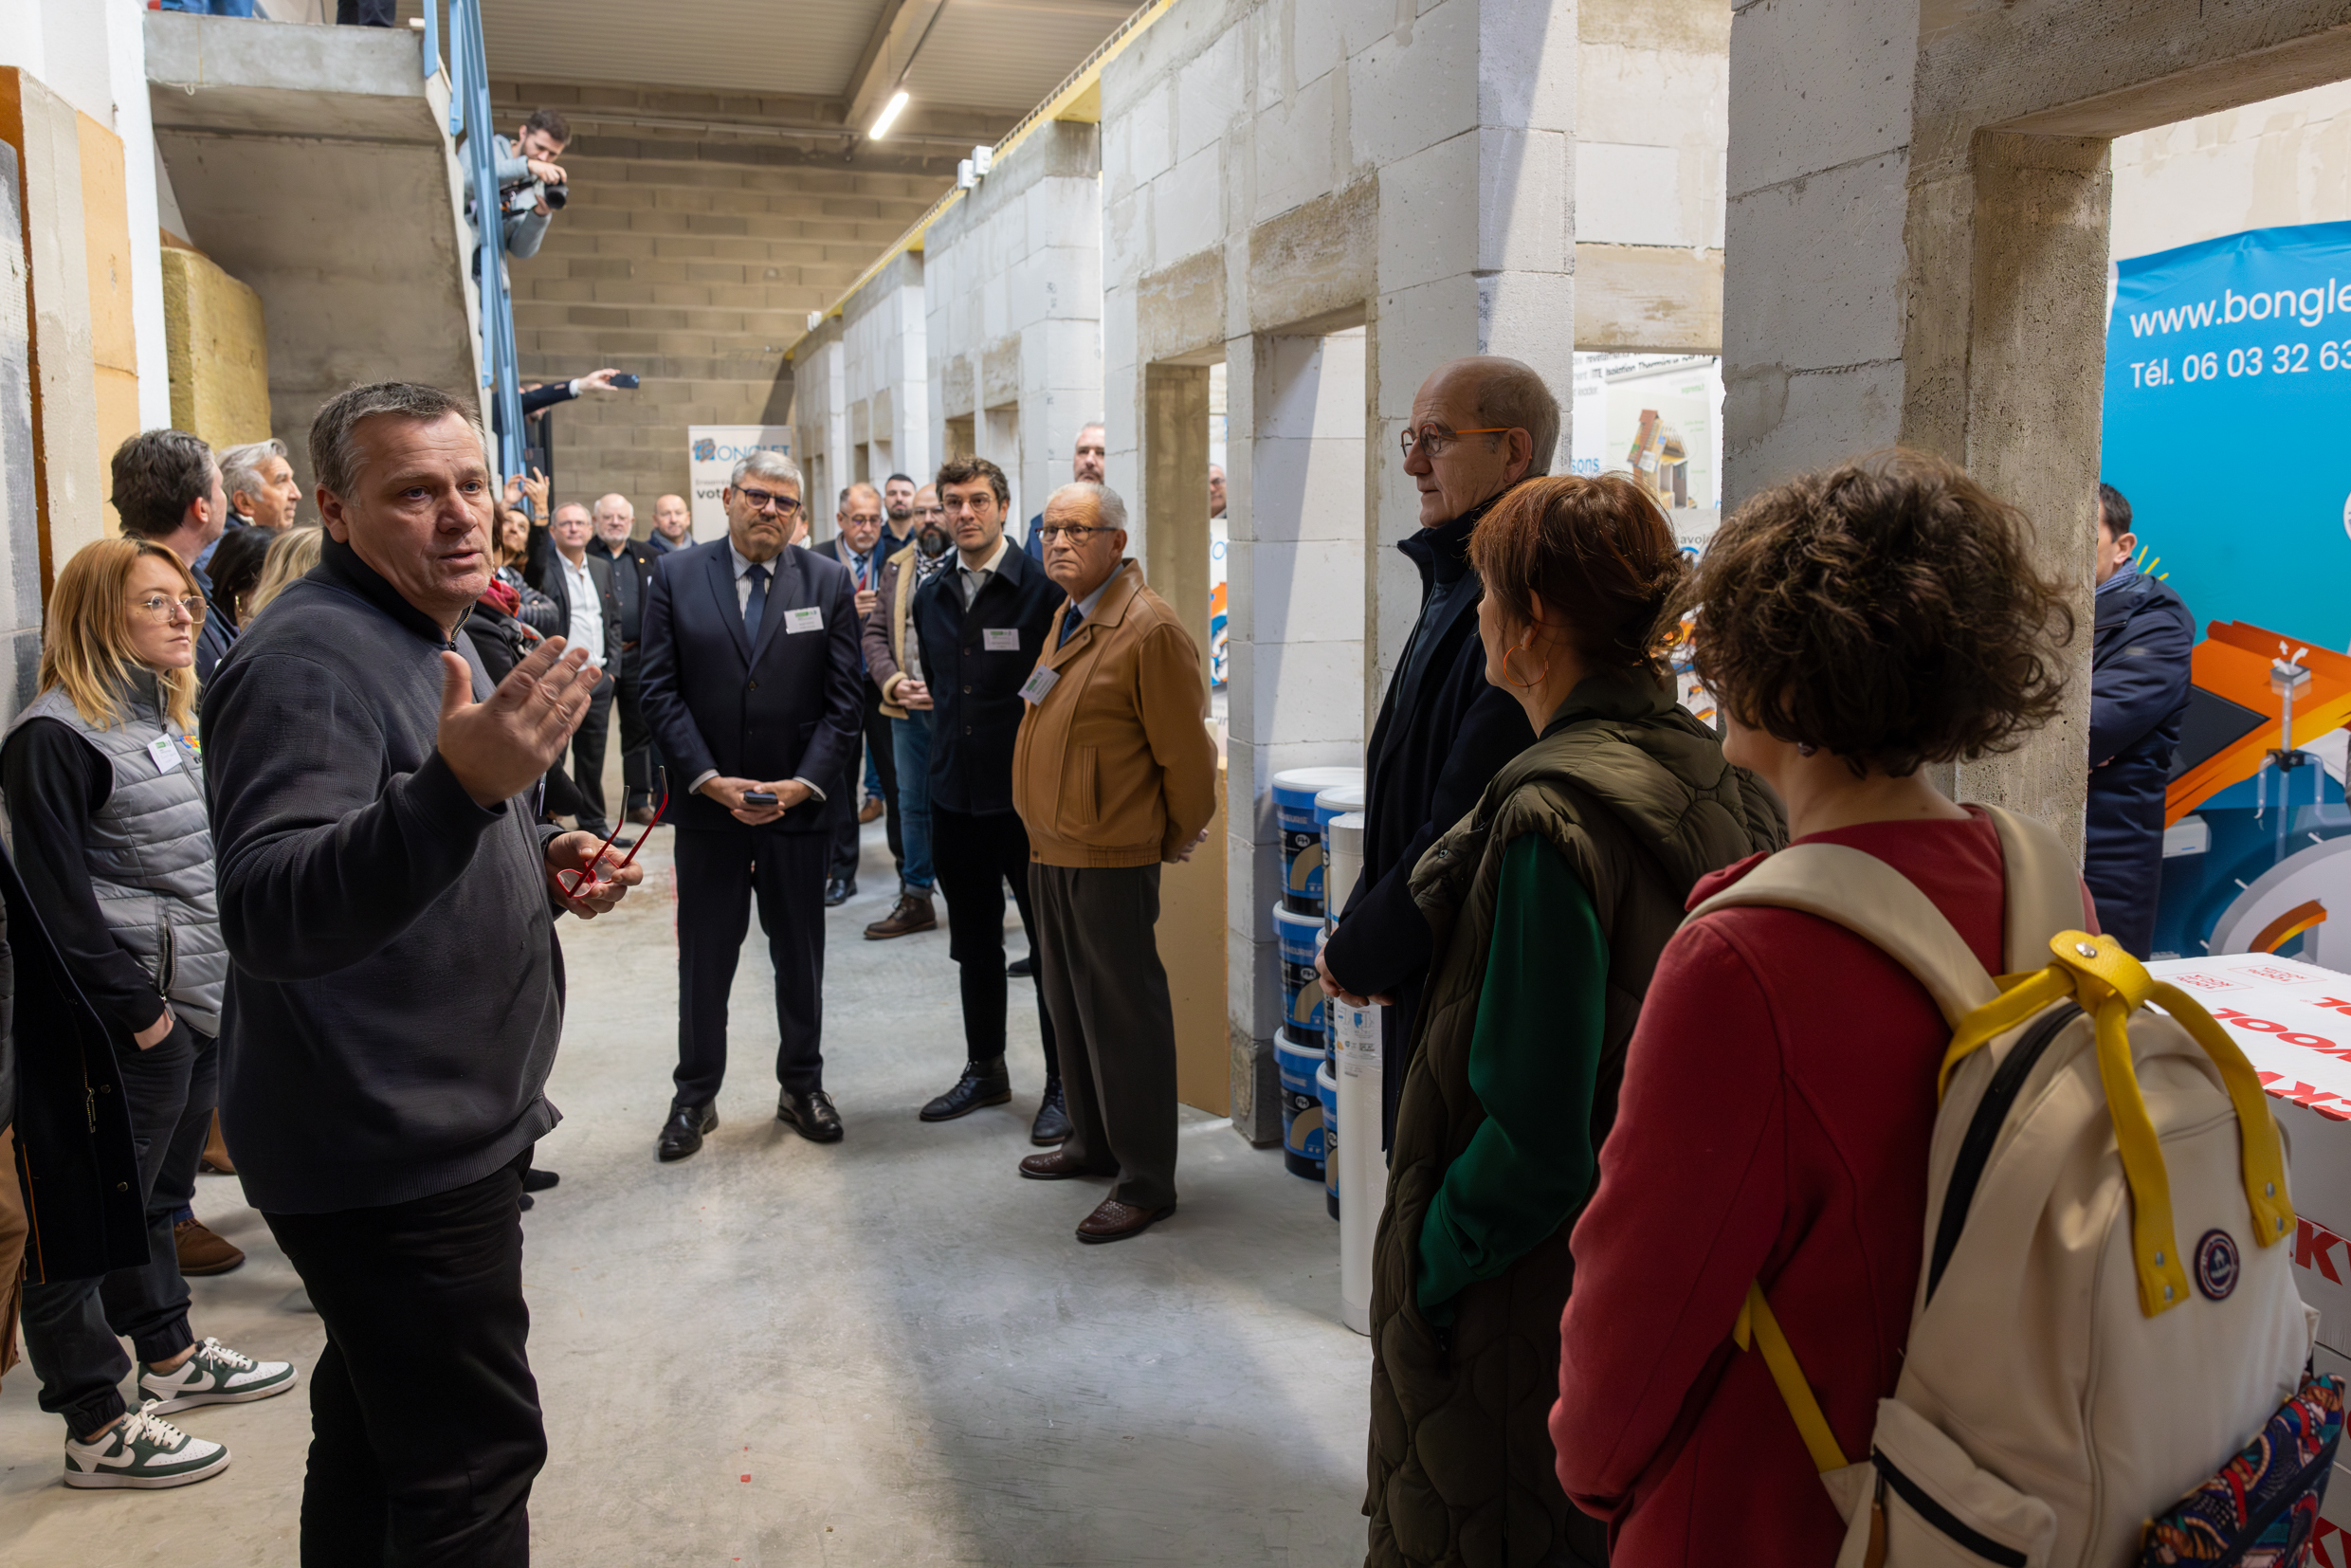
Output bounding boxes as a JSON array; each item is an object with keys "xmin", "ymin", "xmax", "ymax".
[
  {"xmin": 64, "ymin": 1401, "xmax": 231, "ymax": 1489},
  {"xmin": 137, "ymin": 1337, "xmax": 300, "ymax": 1413}
]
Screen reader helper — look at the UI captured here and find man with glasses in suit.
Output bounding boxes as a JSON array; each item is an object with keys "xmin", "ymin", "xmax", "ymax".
[{"xmin": 637, "ymin": 452, "xmax": 865, "ymax": 1160}]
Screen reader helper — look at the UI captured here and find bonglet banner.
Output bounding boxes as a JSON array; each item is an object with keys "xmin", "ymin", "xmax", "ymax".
[
  {"xmin": 2104, "ymin": 222, "xmax": 2351, "ymax": 651},
  {"xmin": 686, "ymin": 426, "xmax": 793, "ymax": 542}
]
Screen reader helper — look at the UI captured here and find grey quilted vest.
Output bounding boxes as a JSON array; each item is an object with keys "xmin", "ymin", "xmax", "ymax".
[{"xmin": 9, "ymin": 678, "xmax": 226, "ymax": 1035}]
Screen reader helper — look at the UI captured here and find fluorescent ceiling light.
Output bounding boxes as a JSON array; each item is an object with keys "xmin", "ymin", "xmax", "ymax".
[{"xmin": 868, "ymin": 91, "xmax": 910, "ymax": 140}]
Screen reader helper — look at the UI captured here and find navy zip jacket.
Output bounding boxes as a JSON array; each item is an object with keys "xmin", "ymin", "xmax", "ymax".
[
  {"xmin": 2085, "ymin": 568, "xmax": 2195, "ymax": 957},
  {"xmin": 1321, "ymin": 491, "xmax": 1535, "ymax": 1140},
  {"xmin": 201, "ymin": 537, "xmax": 568, "ymax": 1214},
  {"xmin": 911, "ymin": 537, "xmax": 1065, "ymax": 816}
]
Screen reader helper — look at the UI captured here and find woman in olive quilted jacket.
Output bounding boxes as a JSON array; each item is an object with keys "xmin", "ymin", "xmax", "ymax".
[{"xmin": 1362, "ymin": 476, "xmax": 1783, "ymax": 1568}]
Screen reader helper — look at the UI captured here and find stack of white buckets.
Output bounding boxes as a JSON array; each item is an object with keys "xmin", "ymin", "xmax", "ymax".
[{"xmin": 1269, "ymin": 765, "xmax": 1380, "ymax": 1337}]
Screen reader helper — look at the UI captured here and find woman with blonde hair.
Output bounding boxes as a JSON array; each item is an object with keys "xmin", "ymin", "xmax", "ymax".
[
  {"xmin": 2, "ymin": 538, "xmax": 298, "ymax": 1490},
  {"xmin": 243, "ymin": 523, "xmax": 321, "ymax": 621}
]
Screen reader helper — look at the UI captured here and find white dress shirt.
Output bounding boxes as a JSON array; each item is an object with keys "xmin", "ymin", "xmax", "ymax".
[
  {"xmin": 957, "ymin": 532, "xmax": 1011, "ymax": 608},
  {"xmin": 556, "ymin": 551, "xmax": 605, "ymax": 667}
]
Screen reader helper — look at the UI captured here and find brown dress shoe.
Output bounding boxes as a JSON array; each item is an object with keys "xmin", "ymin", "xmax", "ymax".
[
  {"xmin": 627, "ymin": 805, "xmax": 658, "ymax": 826},
  {"xmin": 174, "ymin": 1218, "xmax": 246, "ymax": 1276},
  {"xmin": 1018, "ymin": 1148, "xmax": 1114, "ymax": 1180},
  {"xmin": 199, "ymin": 1110, "xmax": 235, "ymax": 1176},
  {"xmin": 1076, "ymin": 1197, "xmax": 1176, "ymax": 1244},
  {"xmin": 858, "ymin": 798, "xmax": 885, "ymax": 824},
  {"xmin": 864, "ymin": 890, "xmax": 937, "ymax": 939}
]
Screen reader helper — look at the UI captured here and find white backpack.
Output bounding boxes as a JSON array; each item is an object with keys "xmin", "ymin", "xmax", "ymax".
[{"xmin": 1687, "ymin": 805, "xmax": 2317, "ymax": 1568}]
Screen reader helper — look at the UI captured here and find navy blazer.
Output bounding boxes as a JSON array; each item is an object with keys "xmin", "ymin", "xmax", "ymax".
[
  {"xmin": 538, "ymin": 550, "xmax": 625, "ymax": 680},
  {"xmin": 910, "ymin": 538, "xmax": 1065, "ymax": 816},
  {"xmin": 636, "ymin": 539, "xmax": 865, "ymax": 835}
]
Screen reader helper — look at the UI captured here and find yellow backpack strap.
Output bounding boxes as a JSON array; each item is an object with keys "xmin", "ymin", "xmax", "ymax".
[
  {"xmin": 1686, "ymin": 843, "xmax": 1998, "ymax": 1029},
  {"xmin": 1734, "ymin": 1280, "xmax": 1850, "ymax": 1474},
  {"xmin": 1946, "ymin": 932, "xmax": 2299, "ymax": 1317}
]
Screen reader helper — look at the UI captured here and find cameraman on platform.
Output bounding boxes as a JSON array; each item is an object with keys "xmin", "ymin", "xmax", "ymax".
[{"xmin": 492, "ymin": 108, "xmax": 574, "ymax": 263}]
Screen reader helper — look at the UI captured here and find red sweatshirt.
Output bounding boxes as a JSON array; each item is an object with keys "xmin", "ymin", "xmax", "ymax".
[{"xmin": 1551, "ymin": 810, "xmax": 2093, "ymax": 1565}]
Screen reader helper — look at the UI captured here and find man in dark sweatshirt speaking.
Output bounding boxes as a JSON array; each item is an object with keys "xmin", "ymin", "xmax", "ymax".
[{"xmin": 201, "ymin": 381, "xmax": 640, "ymax": 1567}]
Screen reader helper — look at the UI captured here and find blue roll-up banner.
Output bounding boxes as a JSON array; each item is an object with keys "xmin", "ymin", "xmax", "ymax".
[
  {"xmin": 2105, "ymin": 222, "xmax": 2351, "ymax": 648},
  {"xmin": 2108, "ymin": 222, "xmax": 2351, "ymax": 964}
]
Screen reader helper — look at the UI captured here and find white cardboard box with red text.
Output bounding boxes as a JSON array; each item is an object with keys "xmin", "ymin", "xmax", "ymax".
[{"xmin": 2147, "ymin": 954, "xmax": 2351, "ymax": 1563}]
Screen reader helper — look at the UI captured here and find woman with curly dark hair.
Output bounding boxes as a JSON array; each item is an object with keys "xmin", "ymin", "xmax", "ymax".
[
  {"xmin": 1551, "ymin": 450, "xmax": 2087, "ymax": 1566},
  {"xmin": 1364, "ymin": 474, "xmax": 1782, "ymax": 1568}
]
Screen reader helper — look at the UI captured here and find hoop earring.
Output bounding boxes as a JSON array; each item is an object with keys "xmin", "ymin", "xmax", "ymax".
[{"xmin": 1502, "ymin": 644, "xmax": 1549, "ymax": 691}]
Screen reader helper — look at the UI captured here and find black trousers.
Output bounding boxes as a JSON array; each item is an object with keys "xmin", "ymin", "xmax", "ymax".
[
  {"xmin": 672, "ymin": 826, "xmax": 829, "ymax": 1106},
  {"xmin": 830, "ymin": 678, "xmax": 902, "ymax": 877},
  {"xmin": 1031, "ymin": 864, "xmax": 1178, "ymax": 1209},
  {"xmin": 614, "ymin": 657, "xmax": 655, "ymax": 811},
  {"xmin": 266, "ymin": 1150, "xmax": 541, "ymax": 1567},
  {"xmin": 929, "ymin": 804, "xmax": 1058, "ymax": 1077},
  {"xmin": 565, "ymin": 674, "xmax": 616, "ymax": 831},
  {"xmin": 19, "ymin": 1019, "xmax": 210, "ymax": 1436},
  {"xmin": 337, "ymin": 0, "xmax": 396, "ymax": 22}
]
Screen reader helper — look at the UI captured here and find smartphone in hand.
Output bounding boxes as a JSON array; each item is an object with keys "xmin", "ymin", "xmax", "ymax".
[
  {"xmin": 742, "ymin": 790, "xmax": 778, "ymax": 806},
  {"xmin": 611, "ymin": 373, "xmax": 641, "ymax": 389}
]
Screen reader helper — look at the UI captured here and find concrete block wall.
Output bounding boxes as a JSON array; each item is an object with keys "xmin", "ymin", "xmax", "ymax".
[
  {"xmin": 791, "ymin": 250, "xmax": 928, "ymax": 538},
  {"xmin": 0, "ymin": 142, "xmax": 43, "ymax": 724},
  {"xmin": 923, "ymin": 119, "xmax": 1103, "ymax": 534},
  {"xmin": 1102, "ymin": 0, "xmax": 1582, "ymax": 1138},
  {"xmin": 503, "ymin": 100, "xmax": 945, "ymax": 525},
  {"xmin": 1722, "ymin": 0, "xmax": 2351, "ymax": 853}
]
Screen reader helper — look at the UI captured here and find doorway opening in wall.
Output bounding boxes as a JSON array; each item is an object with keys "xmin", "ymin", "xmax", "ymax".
[
  {"xmin": 945, "ymin": 414, "xmax": 975, "ymax": 460},
  {"xmin": 982, "ymin": 405, "xmax": 1021, "ymax": 525},
  {"xmin": 1208, "ymin": 359, "xmax": 1229, "ymax": 722},
  {"xmin": 2101, "ymin": 81, "xmax": 2351, "ymax": 966},
  {"xmin": 1571, "ymin": 351, "xmax": 1723, "ymax": 721}
]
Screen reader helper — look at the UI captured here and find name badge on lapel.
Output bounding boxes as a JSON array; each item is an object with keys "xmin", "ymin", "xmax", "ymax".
[
  {"xmin": 785, "ymin": 607, "xmax": 823, "ymax": 634},
  {"xmin": 1017, "ymin": 665, "xmax": 1059, "ymax": 704},
  {"xmin": 983, "ymin": 629, "xmax": 1020, "ymax": 652},
  {"xmin": 146, "ymin": 735, "xmax": 183, "ymax": 775}
]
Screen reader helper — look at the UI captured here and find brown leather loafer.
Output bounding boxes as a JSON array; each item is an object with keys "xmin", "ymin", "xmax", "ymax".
[
  {"xmin": 865, "ymin": 891, "xmax": 937, "ymax": 940},
  {"xmin": 174, "ymin": 1218, "xmax": 246, "ymax": 1276},
  {"xmin": 1018, "ymin": 1149, "xmax": 1113, "ymax": 1180},
  {"xmin": 1076, "ymin": 1197, "xmax": 1176, "ymax": 1244},
  {"xmin": 858, "ymin": 798, "xmax": 885, "ymax": 824}
]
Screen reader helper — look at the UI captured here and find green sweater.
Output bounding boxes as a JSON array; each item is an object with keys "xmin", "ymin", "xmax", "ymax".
[{"xmin": 1414, "ymin": 831, "xmax": 1609, "ymax": 1324}]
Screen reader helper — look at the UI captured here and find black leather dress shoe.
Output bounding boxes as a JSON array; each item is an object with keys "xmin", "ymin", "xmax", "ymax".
[
  {"xmin": 657, "ymin": 1103, "xmax": 718, "ymax": 1162},
  {"xmin": 1007, "ymin": 954, "xmax": 1034, "ymax": 977},
  {"xmin": 778, "ymin": 1087, "xmax": 844, "ymax": 1143},
  {"xmin": 920, "ymin": 1057, "xmax": 1011, "ymax": 1121},
  {"xmin": 825, "ymin": 874, "xmax": 856, "ymax": 906},
  {"xmin": 522, "ymin": 1167, "xmax": 559, "ymax": 1193},
  {"xmin": 1030, "ymin": 1077, "xmax": 1070, "ymax": 1145}
]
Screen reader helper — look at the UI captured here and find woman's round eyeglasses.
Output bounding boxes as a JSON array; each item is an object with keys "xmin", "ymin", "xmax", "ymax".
[{"xmin": 132, "ymin": 593, "xmax": 206, "ymax": 626}]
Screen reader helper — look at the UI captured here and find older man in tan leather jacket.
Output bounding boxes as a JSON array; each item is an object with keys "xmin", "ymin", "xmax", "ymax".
[{"xmin": 1010, "ymin": 482, "xmax": 1216, "ymax": 1245}]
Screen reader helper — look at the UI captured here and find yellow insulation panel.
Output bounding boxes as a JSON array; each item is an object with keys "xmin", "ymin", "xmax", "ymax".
[{"xmin": 160, "ymin": 246, "xmax": 270, "ymax": 449}]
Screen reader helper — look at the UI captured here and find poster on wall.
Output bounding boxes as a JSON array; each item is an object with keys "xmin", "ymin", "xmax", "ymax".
[
  {"xmin": 687, "ymin": 426, "xmax": 793, "ymax": 542},
  {"xmin": 2104, "ymin": 222, "xmax": 2351, "ymax": 961}
]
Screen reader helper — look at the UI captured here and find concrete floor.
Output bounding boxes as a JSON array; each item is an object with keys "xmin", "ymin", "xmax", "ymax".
[{"xmin": 0, "ymin": 814, "xmax": 1371, "ymax": 1565}]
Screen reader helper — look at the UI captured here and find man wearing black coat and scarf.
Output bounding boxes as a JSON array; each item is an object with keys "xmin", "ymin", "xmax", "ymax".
[{"xmin": 1316, "ymin": 356, "xmax": 1558, "ymax": 1145}]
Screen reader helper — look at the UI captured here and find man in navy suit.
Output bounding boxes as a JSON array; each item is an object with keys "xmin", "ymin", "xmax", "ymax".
[{"xmin": 636, "ymin": 451, "xmax": 864, "ymax": 1160}]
